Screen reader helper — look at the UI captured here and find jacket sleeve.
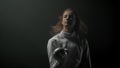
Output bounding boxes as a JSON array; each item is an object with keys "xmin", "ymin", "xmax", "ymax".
[
  {"xmin": 79, "ymin": 39, "xmax": 92, "ymax": 68},
  {"xmin": 47, "ymin": 39, "xmax": 62, "ymax": 68}
]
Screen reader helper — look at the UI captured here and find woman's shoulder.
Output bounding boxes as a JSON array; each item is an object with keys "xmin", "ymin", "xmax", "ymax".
[
  {"xmin": 81, "ymin": 38, "xmax": 89, "ymax": 50},
  {"xmin": 48, "ymin": 34, "xmax": 60, "ymax": 43}
]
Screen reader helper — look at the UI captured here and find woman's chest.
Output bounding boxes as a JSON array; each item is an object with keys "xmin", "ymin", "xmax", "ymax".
[
  {"xmin": 57, "ymin": 38, "xmax": 83, "ymax": 60},
  {"xmin": 57, "ymin": 38, "xmax": 81, "ymax": 52}
]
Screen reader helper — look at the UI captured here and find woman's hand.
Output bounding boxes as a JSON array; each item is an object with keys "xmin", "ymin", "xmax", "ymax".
[{"xmin": 53, "ymin": 48, "xmax": 68, "ymax": 62}]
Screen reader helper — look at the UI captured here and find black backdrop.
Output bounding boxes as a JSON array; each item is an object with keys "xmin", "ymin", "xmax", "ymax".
[{"xmin": 0, "ymin": 0, "xmax": 116, "ymax": 68}]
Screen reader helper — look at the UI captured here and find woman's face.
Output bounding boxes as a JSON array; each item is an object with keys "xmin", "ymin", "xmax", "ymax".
[{"xmin": 62, "ymin": 10, "xmax": 76, "ymax": 31}]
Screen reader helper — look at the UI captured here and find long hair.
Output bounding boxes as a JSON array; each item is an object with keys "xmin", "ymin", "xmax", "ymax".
[{"xmin": 51, "ymin": 8, "xmax": 88, "ymax": 37}]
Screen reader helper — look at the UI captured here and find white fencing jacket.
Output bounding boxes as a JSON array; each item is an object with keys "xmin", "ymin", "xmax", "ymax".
[{"xmin": 47, "ymin": 30, "xmax": 92, "ymax": 68}]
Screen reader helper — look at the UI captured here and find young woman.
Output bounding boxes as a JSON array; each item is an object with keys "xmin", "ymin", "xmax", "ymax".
[{"xmin": 47, "ymin": 8, "xmax": 92, "ymax": 68}]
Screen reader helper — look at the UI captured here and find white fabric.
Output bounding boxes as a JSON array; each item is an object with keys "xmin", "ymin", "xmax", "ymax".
[{"xmin": 47, "ymin": 30, "xmax": 91, "ymax": 68}]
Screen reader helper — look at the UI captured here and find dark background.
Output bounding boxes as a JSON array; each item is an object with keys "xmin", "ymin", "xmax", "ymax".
[{"xmin": 0, "ymin": 0, "xmax": 116, "ymax": 68}]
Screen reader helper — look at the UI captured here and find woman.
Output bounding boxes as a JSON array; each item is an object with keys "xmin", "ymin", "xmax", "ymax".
[{"xmin": 47, "ymin": 8, "xmax": 92, "ymax": 68}]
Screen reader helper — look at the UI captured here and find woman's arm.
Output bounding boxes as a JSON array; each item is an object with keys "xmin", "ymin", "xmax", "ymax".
[
  {"xmin": 47, "ymin": 39, "xmax": 64, "ymax": 68},
  {"xmin": 79, "ymin": 39, "xmax": 92, "ymax": 68}
]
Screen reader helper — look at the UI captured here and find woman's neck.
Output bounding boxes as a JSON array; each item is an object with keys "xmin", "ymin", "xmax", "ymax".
[
  {"xmin": 63, "ymin": 26, "xmax": 73, "ymax": 33},
  {"xmin": 63, "ymin": 26, "xmax": 68, "ymax": 32}
]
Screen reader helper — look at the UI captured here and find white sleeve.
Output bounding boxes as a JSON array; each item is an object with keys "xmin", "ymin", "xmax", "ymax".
[
  {"xmin": 47, "ymin": 39, "xmax": 61, "ymax": 68},
  {"xmin": 81, "ymin": 39, "xmax": 92, "ymax": 68}
]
